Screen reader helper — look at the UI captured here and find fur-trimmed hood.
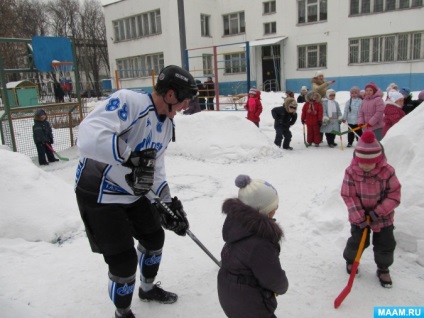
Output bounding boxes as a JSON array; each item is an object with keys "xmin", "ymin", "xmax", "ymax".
[
  {"xmin": 222, "ymin": 198, "xmax": 283, "ymax": 245},
  {"xmin": 305, "ymin": 90, "xmax": 322, "ymax": 103}
]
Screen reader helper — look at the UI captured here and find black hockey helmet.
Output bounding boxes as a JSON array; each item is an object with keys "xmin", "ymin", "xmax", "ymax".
[{"xmin": 155, "ymin": 65, "xmax": 198, "ymax": 102}]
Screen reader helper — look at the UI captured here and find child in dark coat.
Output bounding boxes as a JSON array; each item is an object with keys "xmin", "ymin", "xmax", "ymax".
[
  {"xmin": 271, "ymin": 97, "xmax": 298, "ymax": 150},
  {"xmin": 33, "ymin": 109, "xmax": 58, "ymax": 165},
  {"xmin": 218, "ymin": 175, "xmax": 289, "ymax": 318},
  {"xmin": 341, "ymin": 131, "xmax": 401, "ymax": 288}
]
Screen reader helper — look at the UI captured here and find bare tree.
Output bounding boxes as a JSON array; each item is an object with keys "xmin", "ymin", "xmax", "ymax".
[{"xmin": 78, "ymin": 0, "xmax": 109, "ymax": 93}]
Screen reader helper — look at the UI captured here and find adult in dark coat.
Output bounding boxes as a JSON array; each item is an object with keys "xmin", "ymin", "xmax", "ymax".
[
  {"xmin": 399, "ymin": 87, "xmax": 422, "ymax": 115},
  {"xmin": 204, "ymin": 77, "xmax": 215, "ymax": 110},
  {"xmin": 33, "ymin": 109, "xmax": 58, "ymax": 165},
  {"xmin": 196, "ymin": 80, "xmax": 207, "ymax": 110},
  {"xmin": 183, "ymin": 97, "xmax": 201, "ymax": 115},
  {"xmin": 53, "ymin": 82, "xmax": 65, "ymax": 103},
  {"xmin": 218, "ymin": 175, "xmax": 289, "ymax": 318},
  {"xmin": 271, "ymin": 97, "xmax": 298, "ymax": 149}
]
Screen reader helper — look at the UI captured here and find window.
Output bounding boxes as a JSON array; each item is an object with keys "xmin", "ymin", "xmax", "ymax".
[
  {"xmin": 224, "ymin": 52, "xmax": 246, "ymax": 73},
  {"xmin": 350, "ymin": 0, "xmax": 423, "ymax": 15},
  {"xmin": 297, "ymin": 0, "xmax": 327, "ymax": 24},
  {"xmin": 263, "ymin": 1, "xmax": 276, "ymax": 14},
  {"xmin": 112, "ymin": 9, "xmax": 161, "ymax": 42},
  {"xmin": 201, "ymin": 14, "xmax": 211, "ymax": 37},
  {"xmin": 297, "ymin": 43, "xmax": 327, "ymax": 69},
  {"xmin": 117, "ymin": 53, "xmax": 164, "ymax": 79},
  {"xmin": 264, "ymin": 22, "xmax": 276, "ymax": 35},
  {"xmin": 348, "ymin": 31, "xmax": 424, "ymax": 64},
  {"xmin": 202, "ymin": 54, "xmax": 213, "ymax": 76},
  {"xmin": 223, "ymin": 12, "xmax": 245, "ymax": 36}
]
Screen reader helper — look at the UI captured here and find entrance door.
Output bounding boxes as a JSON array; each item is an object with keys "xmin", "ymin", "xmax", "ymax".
[{"xmin": 261, "ymin": 45, "xmax": 281, "ymax": 92}]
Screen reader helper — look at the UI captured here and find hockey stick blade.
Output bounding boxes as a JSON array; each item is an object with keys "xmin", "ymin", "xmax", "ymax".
[{"xmin": 45, "ymin": 144, "xmax": 69, "ymax": 161}]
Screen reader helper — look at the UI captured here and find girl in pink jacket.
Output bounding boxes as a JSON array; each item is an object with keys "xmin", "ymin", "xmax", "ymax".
[
  {"xmin": 244, "ymin": 88, "xmax": 263, "ymax": 127},
  {"xmin": 341, "ymin": 131, "xmax": 401, "ymax": 288},
  {"xmin": 358, "ymin": 82, "xmax": 385, "ymax": 141}
]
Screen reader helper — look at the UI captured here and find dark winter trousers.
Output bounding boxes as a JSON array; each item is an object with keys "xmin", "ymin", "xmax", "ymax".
[
  {"xmin": 324, "ymin": 133, "xmax": 336, "ymax": 146},
  {"xmin": 347, "ymin": 124, "xmax": 363, "ymax": 145},
  {"xmin": 199, "ymin": 98, "xmax": 206, "ymax": 110},
  {"xmin": 36, "ymin": 143, "xmax": 56, "ymax": 164},
  {"xmin": 343, "ymin": 225, "xmax": 396, "ymax": 269},
  {"xmin": 76, "ymin": 191, "xmax": 165, "ymax": 312},
  {"xmin": 207, "ymin": 98, "xmax": 214, "ymax": 110},
  {"xmin": 274, "ymin": 127, "xmax": 292, "ymax": 148}
]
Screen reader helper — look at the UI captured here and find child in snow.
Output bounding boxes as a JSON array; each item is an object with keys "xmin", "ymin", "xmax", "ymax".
[
  {"xmin": 218, "ymin": 174, "xmax": 289, "ymax": 318},
  {"xmin": 33, "ymin": 109, "xmax": 58, "ymax": 165},
  {"xmin": 342, "ymin": 86, "xmax": 363, "ymax": 147},
  {"xmin": 341, "ymin": 131, "xmax": 401, "ymax": 288},
  {"xmin": 271, "ymin": 97, "xmax": 298, "ymax": 150},
  {"xmin": 244, "ymin": 88, "xmax": 263, "ymax": 127},
  {"xmin": 382, "ymin": 91, "xmax": 405, "ymax": 138},
  {"xmin": 301, "ymin": 91, "xmax": 323, "ymax": 147},
  {"xmin": 320, "ymin": 89, "xmax": 342, "ymax": 148}
]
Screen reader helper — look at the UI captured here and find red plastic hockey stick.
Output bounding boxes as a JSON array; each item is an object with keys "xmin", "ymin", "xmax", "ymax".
[{"xmin": 334, "ymin": 216, "xmax": 369, "ymax": 308}]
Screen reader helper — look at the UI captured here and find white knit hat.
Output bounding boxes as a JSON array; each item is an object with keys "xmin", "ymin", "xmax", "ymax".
[
  {"xmin": 326, "ymin": 89, "xmax": 336, "ymax": 98},
  {"xmin": 315, "ymin": 71, "xmax": 324, "ymax": 77},
  {"xmin": 235, "ymin": 175, "xmax": 279, "ymax": 215}
]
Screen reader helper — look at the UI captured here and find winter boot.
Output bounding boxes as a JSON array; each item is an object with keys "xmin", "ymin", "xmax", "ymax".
[
  {"xmin": 283, "ymin": 147, "xmax": 293, "ymax": 150},
  {"xmin": 115, "ymin": 309, "xmax": 136, "ymax": 318},
  {"xmin": 347, "ymin": 143, "xmax": 353, "ymax": 148},
  {"xmin": 139, "ymin": 282, "xmax": 178, "ymax": 304},
  {"xmin": 377, "ymin": 268, "xmax": 392, "ymax": 288},
  {"xmin": 346, "ymin": 263, "xmax": 359, "ymax": 275}
]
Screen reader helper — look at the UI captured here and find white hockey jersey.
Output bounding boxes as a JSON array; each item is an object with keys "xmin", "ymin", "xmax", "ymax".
[{"xmin": 75, "ymin": 89, "xmax": 173, "ymax": 204}]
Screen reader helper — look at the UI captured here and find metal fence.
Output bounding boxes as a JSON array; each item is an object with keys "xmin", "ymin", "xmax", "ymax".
[{"xmin": 0, "ymin": 103, "xmax": 82, "ymax": 159}]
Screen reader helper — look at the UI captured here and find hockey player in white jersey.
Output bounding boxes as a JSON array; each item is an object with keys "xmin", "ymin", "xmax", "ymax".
[{"xmin": 75, "ymin": 65, "xmax": 198, "ymax": 318}]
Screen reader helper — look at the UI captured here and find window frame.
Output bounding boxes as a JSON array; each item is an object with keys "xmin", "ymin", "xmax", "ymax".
[
  {"xmin": 201, "ymin": 14, "xmax": 211, "ymax": 37},
  {"xmin": 117, "ymin": 53, "xmax": 164, "ymax": 79},
  {"xmin": 263, "ymin": 1, "xmax": 277, "ymax": 14},
  {"xmin": 223, "ymin": 11, "xmax": 246, "ymax": 36},
  {"xmin": 350, "ymin": 0, "xmax": 423, "ymax": 15},
  {"xmin": 264, "ymin": 22, "xmax": 277, "ymax": 35},
  {"xmin": 348, "ymin": 31, "xmax": 424, "ymax": 64},
  {"xmin": 112, "ymin": 9, "xmax": 161, "ymax": 43},
  {"xmin": 224, "ymin": 52, "xmax": 247, "ymax": 74},
  {"xmin": 297, "ymin": 0, "xmax": 327, "ymax": 24},
  {"xmin": 297, "ymin": 43, "xmax": 327, "ymax": 69}
]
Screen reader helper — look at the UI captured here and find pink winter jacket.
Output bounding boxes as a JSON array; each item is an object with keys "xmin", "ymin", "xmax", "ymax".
[
  {"xmin": 341, "ymin": 157, "xmax": 401, "ymax": 232},
  {"xmin": 244, "ymin": 95, "xmax": 263, "ymax": 123},
  {"xmin": 358, "ymin": 93, "xmax": 385, "ymax": 131}
]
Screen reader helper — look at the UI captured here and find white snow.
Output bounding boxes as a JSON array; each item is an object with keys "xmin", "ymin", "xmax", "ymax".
[{"xmin": 0, "ymin": 91, "xmax": 423, "ymax": 318}]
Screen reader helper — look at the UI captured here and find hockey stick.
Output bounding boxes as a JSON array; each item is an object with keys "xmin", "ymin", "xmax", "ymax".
[
  {"xmin": 331, "ymin": 124, "xmax": 366, "ymax": 136},
  {"xmin": 334, "ymin": 216, "xmax": 370, "ymax": 308},
  {"xmin": 45, "ymin": 143, "xmax": 69, "ymax": 161},
  {"xmin": 186, "ymin": 229, "xmax": 221, "ymax": 267},
  {"xmin": 348, "ymin": 124, "xmax": 362, "ymax": 140},
  {"xmin": 303, "ymin": 124, "xmax": 310, "ymax": 148},
  {"xmin": 145, "ymin": 191, "xmax": 221, "ymax": 268}
]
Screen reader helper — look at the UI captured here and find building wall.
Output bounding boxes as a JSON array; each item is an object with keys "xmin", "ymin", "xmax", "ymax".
[{"xmin": 103, "ymin": 0, "xmax": 424, "ymax": 93}]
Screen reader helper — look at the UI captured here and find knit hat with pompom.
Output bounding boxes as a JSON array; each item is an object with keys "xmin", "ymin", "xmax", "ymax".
[
  {"xmin": 235, "ymin": 175, "xmax": 279, "ymax": 215},
  {"xmin": 354, "ymin": 131, "xmax": 383, "ymax": 164}
]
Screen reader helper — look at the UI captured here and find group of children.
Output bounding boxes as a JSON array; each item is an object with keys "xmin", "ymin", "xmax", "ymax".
[
  {"xmin": 225, "ymin": 84, "xmax": 406, "ymax": 317},
  {"xmin": 218, "ymin": 131, "xmax": 401, "ymax": 317}
]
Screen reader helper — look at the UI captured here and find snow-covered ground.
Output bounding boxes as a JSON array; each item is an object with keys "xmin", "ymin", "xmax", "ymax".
[{"xmin": 0, "ymin": 91, "xmax": 423, "ymax": 318}]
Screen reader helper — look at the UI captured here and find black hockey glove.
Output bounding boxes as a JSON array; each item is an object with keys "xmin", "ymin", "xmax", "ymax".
[
  {"xmin": 124, "ymin": 149, "xmax": 157, "ymax": 196},
  {"xmin": 154, "ymin": 197, "xmax": 189, "ymax": 236}
]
